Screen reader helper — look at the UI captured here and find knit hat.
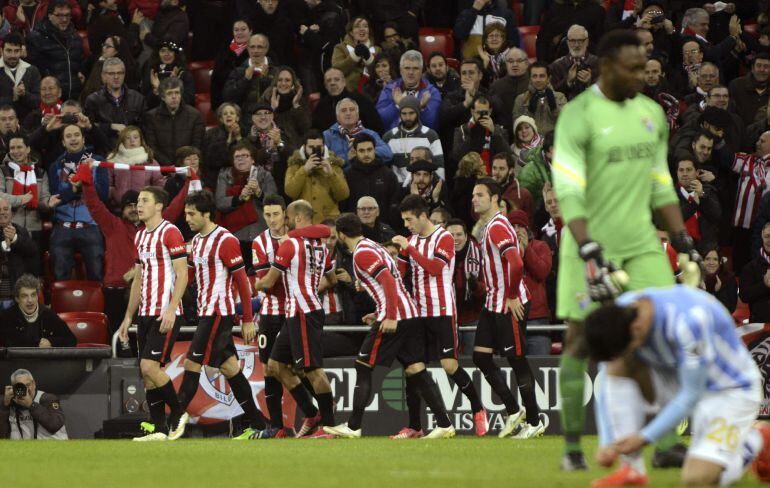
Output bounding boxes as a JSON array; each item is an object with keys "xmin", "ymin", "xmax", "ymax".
[
  {"xmin": 699, "ymin": 106, "xmax": 732, "ymax": 130},
  {"xmin": 398, "ymin": 95, "xmax": 421, "ymax": 115},
  {"xmin": 513, "ymin": 115, "xmax": 538, "ymax": 135},
  {"xmin": 507, "ymin": 209, "xmax": 529, "ymax": 229}
]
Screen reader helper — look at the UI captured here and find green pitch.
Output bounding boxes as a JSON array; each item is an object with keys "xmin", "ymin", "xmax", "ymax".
[{"xmin": 0, "ymin": 436, "xmax": 765, "ymax": 487}]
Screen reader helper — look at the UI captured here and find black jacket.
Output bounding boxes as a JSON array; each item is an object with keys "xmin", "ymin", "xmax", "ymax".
[
  {"xmin": 0, "ymin": 62, "xmax": 41, "ymax": 121},
  {"xmin": 0, "ymin": 303, "xmax": 76, "ymax": 347},
  {"xmin": 84, "ymin": 87, "xmax": 146, "ymax": 147},
  {"xmin": 222, "ymin": 64, "xmax": 277, "ymax": 117},
  {"xmin": 144, "ymin": 103, "xmax": 205, "ymax": 165},
  {"xmin": 451, "ymin": 122, "xmax": 510, "ymax": 164},
  {"xmin": 311, "ymin": 90, "xmax": 384, "ymax": 135},
  {"xmin": 29, "ymin": 123, "xmax": 109, "ymax": 169},
  {"xmin": 677, "ymin": 183, "xmax": 721, "ymax": 250},
  {"xmin": 239, "ymin": 4, "xmax": 296, "ymax": 66},
  {"xmin": 210, "ymin": 47, "xmax": 250, "ymax": 109},
  {"xmin": 344, "ymin": 157, "xmax": 399, "ymax": 225},
  {"xmin": 142, "ymin": 5, "xmax": 189, "ymax": 49},
  {"xmin": 740, "ymin": 256, "xmax": 770, "ymax": 322},
  {"xmin": 26, "ymin": 20, "xmax": 85, "ymax": 99}
]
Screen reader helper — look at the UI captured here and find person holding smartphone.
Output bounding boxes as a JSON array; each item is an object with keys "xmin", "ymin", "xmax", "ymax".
[{"xmin": 675, "ymin": 157, "xmax": 722, "ymax": 250}]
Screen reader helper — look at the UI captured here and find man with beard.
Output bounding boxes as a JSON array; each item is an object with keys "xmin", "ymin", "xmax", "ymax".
[
  {"xmin": 0, "ymin": 34, "xmax": 40, "ymax": 121},
  {"xmin": 311, "ymin": 68, "xmax": 383, "ymax": 134},
  {"xmin": 642, "ymin": 57, "xmax": 682, "ymax": 132},
  {"xmin": 391, "ymin": 159, "xmax": 449, "ymax": 228},
  {"xmin": 490, "ymin": 153, "xmax": 533, "ymax": 222},
  {"xmin": 424, "ymin": 53, "xmax": 460, "ymax": 100},
  {"xmin": 382, "ymin": 96, "xmax": 444, "ymax": 184},
  {"xmin": 729, "ymin": 54, "xmax": 770, "ymax": 128},
  {"xmin": 548, "ymin": 25, "xmax": 599, "ymax": 101},
  {"xmin": 680, "ymin": 85, "xmax": 744, "ymax": 151}
]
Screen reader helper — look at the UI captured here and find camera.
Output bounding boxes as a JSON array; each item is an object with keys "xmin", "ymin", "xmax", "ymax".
[
  {"xmin": 13, "ymin": 382, "xmax": 27, "ymax": 398},
  {"xmin": 651, "ymin": 14, "xmax": 665, "ymax": 24},
  {"xmin": 60, "ymin": 114, "xmax": 78, "ymax": 124}
]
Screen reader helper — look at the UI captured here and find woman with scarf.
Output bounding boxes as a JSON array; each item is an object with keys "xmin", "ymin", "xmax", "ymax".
[
  {"xmin": 202, "ymin": 102, "xmax": 244, "ymax": 190},
  {"xmin": 511, "ymin": 115, "xmax": 542, "ymax": 164},
  {"xmin": 106, "ymin": 126, "xmax": 164, "ymax": 210},
  {"xmin": 258, "ymin": 66, "xmax": 310, "ymax": 151},
  {"xmin": 80, "ymin": 35, "xmax": 139, "ymax": 103},
  {"xmin": 210, "ymin": 20, "xmax": 252, "ymax": 109},
  {"xmin": 699, "ymin": 245, "xmax": 737, "ymax": 313},
  {"xmin": 476, "ymin": 22, "xmax": 510, "ymax": 85},
  {"xmin": 362, "ymin": 53, "xmax": 396, "ymax": 103},
  {"xmin": 141, "ymin": 40, "xmax": 195, "ymax": 109},
  {"xmin": 332, "ymin": 16, "xmax": 381, "ymax": 93},
  {"xmin": 215, "ymin": 141, "xmax": 277, "ymax": 269}
]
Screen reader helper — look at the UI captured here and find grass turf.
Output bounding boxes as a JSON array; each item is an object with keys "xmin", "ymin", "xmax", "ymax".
[{"xmin": 0, "ymin": 436, "xmax": 765, "ymax": 487}]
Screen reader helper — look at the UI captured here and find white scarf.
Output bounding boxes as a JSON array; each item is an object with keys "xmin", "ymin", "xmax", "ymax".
[{"xmin": 109, "ymin": 145, "xmax": 149, "ymax": 165}]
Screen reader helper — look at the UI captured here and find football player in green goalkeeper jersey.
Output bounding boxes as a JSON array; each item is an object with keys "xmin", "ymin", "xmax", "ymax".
[{"xmin": 551, "ymin": 30, "xmax": 702, "ymax": 471}]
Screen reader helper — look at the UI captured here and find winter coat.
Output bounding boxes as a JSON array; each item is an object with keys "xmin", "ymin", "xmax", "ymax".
[
  {"xmin": 210, "ymin": 46, "xmax": 250, "ymax": 109},
  {"xmin": 3, "ymin": 0, "xmax": 82, "ymax": 35},
  {"xmin": 522, "ymin": 238, "xmax": 552, "ymax": 320},
  {"xmin": 0, "ymin": 59, "xmax": 41, "ymax": 121},
  {"xmin": 284, "ymin": 147, "xmax": 349, "ymax": 223},
  {"xmin": 331, "ymin": 35, "xmax": 380, "ymax": 93},
  {"xmin": 143, "ymin": 103, "xmax": 205, "ymax": 165},
  {"xmin": 489, "ymin": 74, "xmax": 530, "ymax": 132},
  {"xmin": 323, "ymin": 123, "xmax": 393, "ymax": 170},
  {"xmin": 0, "ymin": 156, "xmax": 51, "ymax": 232},
  {"xmin": 215, "ymin": 166, "xmax": 277, "ymax": 242},
  {"xmin": 202, "ymin": 125, "xmax": 240, "ymax": 189},
  {"xmin": 222, "ymin": 62, "xmax": 277, "ymax": 117},
  {"xmin": 0, "ymin": 304, "xmax": 76, "ymax": 348},
  {"xmin": 48, "ymin": 147, "xmax": 109, "ymax": 224},
  {"xmin": 142, "ymin": 5, "xmax": 189, "ymax": 49},
  {"xmin": 375, "ymin": 78, "xmax": 442, "ymax": 131},
  {"xmin": 311, "ymin": 90, "xmax": 384, "ymax": 135},
  {"xmin": 344, "ymin": 157, "xmax": 399, "ymax": 225},
  {"xmin": 26, "ymin": 19, "xmax": 85, "ymax": 99},
  {"xmin": 512, "ymin": 85, "xmax": 567, "ymax": 135},
  {"xmin": 740, "ymin": 256, "xmax": 770, "ymax": 323},
  {"xmin": 84, "ymin": 87, "xmax": 146, "ymax": 147},
  {"xmin": 454, "ymin": 4, "xmax": 520, "ymax": 60},
  {"xmin": 519, "ymin": 149, "xmax": 551, "ymax": 210}
]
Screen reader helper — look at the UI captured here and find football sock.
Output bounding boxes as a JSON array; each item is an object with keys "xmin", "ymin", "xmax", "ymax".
[
  {"xmin": 600, "ymin": 373, "xmax": 647, "ymax": 474},
  {"xmin": 301, "ymin": 376, "xmax": 319, "ymax": 401},
  {"xmin": 559, "ymin": 354, "xmax": 587, "ymax": 453},
  {"xmin": 158, "ymin": 379, "xmax": 182, "ymax": 428},
  {"xmin": 720, "ymin": 427, "xmax": 763, "ymax": 486},
  {"xmin": 289, "ymin": 384, "xmax": 318, "ymax": 418},
  {"xmin": 450, "ymin": 368, "xmax": 482, "ymax": 414},
  {"xmin": 473, "ymin": 351, "xmax": 520, "ymax": 415},
  {"xmin": 405, "ymin": 374, "xmax": 422, "ymax": 431},
  {"xmin": 228, "ymin": 371, "xmax": 266, "ymax": 430},
  {"xmin": 264, "ymin": 377, "xmax": 284, "ymax": 429},
  {"xmin": 146, "ymin": 388, "xmax": 167, "ymax": 432},
  {"xmin": 412, "ymin": 369, "xmax": 451, "ymax": 428},
  {"xmin": 317, "ymin": 392, "xmax": 335, "ymax": 426},
  {"xmin": 348, "ymin": 363, "xmax": 373, "ymax": 431},
  {"xmin": 508, "ymin": 357, "xmax": 539, "ymax": 424},
  {"xmin": 177, "ymin": 370, "xmax": 200, "ymax": 411}
]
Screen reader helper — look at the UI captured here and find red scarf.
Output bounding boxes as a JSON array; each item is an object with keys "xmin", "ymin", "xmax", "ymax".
[
  {"xmin": 40, "ymin": 100, "xmax": 62, "ymax": 116},
  {"xmin": 7, "ymin": 162, "xmax": 37, "ymax": 209},
  {"xmin": 521, "ymin": 133, "xmax": 542, "ymax": 151},
  {"xmin": 229, "ymin": 39, "xmax": 247, "ymax": 56},
  {"xmin": 219, "ymin": 169, "xmax": 260, "ymax": 233},
  {"xmin": 468, "ymin": 119, "xmax": 492, "ymax": 174},
  {"xmin": 679, "ymin": 185, "xmax": 701, "ymax": 242}
]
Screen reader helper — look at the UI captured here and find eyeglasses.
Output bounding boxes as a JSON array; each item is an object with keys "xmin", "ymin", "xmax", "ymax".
[
  {"xmin": 683, "ymin": 49, "xmax": 701, "ymax": 56},
  {"xmin": 233, "ymin": 154, "xmax": 252, "ymax": 160}
]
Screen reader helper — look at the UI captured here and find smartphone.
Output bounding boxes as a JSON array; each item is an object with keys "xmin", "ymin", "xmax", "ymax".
[
  {"xmin": 477, "ymin": 110, "xmax": 489, "ymax": 118},
  {"xmin": 651, "ymin": 14, "xmax": 665, "ymax": 24},
  {"xmin": 61, "ymin": 114, "xmax": 78, "ymax": 124}
]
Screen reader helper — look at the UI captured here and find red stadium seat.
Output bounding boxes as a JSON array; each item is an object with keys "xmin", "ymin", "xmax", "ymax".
[
  {"xmin": 308, "ymin": 92, "xmax": 321, "ymax": 112},
  {"xmin": 519, "ymin": 25, "xmax": 539, "ymax": 61},
  {"xmin": 78, "ymin": 30, "xmax": 90, "ymax": 58},
  {"xmin": 511, "ymin": 0, "xmax": 524, "ymax": 26},
  {"xmin": 188, "ymin": 60, "xmax": 214, "ymax": 71},
  {"xmin": 418, "ymin": 27, "xmax": 455, "ymax": 60},
  {"xmin": 446, "ymin": 57, "xmax": 460, "ymax": 72},
  {"xmin": 744, "ymin": 23, "xmax": 759, "ymax": 38},
  {"xmin": 734, "ymin": 299, "xmax": 750, "ymax": 325},
  {"xmin": 196, "ymin": 98, "xmax": 218, "ymax": 127},
  {"xmin": 191, "ymin": 67, "xmax": 212, "ymax": 95},
  {"xmin": 59, "ymin": 311, "xmax": 109, "ymax": 345},
  {"xmin": 51, "ymin": 280, "xmax": 104, "ymax": 313}
]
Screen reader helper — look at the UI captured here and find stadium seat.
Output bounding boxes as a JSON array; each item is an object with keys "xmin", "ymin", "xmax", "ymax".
[
  {"xmin": 418, "ymin": 27, "xmax": 455, "ymax": 59},
  {"xmin": 188, "ymin": 60, "xmax": 214, "ymax": 71},
  {"xmin": 511, "ymin": 0, "xmax": 523, "ymax": 25},
  {"xmin": 733, "ymin": 299, "xmax": 750, "ymax": 325},
  {"xmin": 51, "ymin": 280, "xmax": 104, "ymax": 313},
  {"xmin": 59, "ymin": 311, "xmax": 109, "ymax": 345},
  {"xmin": 78, "ymin": 30, "xmax": 90, "ymax": 58},
  {"xmin": 744, "ymin": 23, "xmax": 759, "ymax": 38},
  {"xmin": 518, "ymin": 25, "xmax": 539, "ymax": 61},
  {"xmin": 191, "ymin": 67, "xmax": 212, "ymax": 95},
  {"xmin": 446, "ymin": 57, "xmax": 460, "ymax": 71},
  {"xmin": 308, "ymin": 92, "xmax": 321, "ymax": 112},
  {"xmin": 195, "ymin": 97, "xmax": 218, "ymax": 127}
]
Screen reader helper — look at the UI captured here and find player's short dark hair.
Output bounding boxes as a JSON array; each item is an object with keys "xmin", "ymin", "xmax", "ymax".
[
  {"xmin": 584, "ymin": 304, "xmax": 638, "ymax": 361},
  {"xmin": 263, "ymin": 193, "xmax": 286, "ymax": 209},
  {"xmin": 475, "ymin": 177, "xmax": 501, "ymax": 201},
  {"xmin": 529, "ymin": 61, "xmax": 550, "ymax": 76},
  {"xmin": 445, "ymin": 218, "xmax": 467, "ymax": 233},
  {"xmin": 335, "ymin": 212, "xmax": 362, "ymax": 238},
  {"xmin": 140, "ymin": 186, "xmax": 169, "ymax": 208},
  {"xmin": 399, "ymin": 194, "xmax": 430, "ymax": 218},
  {"xmin": 185, "ymin": 190, "xmax": 215, "ymax": 220},
  {"xmin": 353, "ymin": 132, "xmax": 375, "ymax": 149},
  {"xmin": 597, "ymin": 29, "xmax": 642, "ymax": 61}
]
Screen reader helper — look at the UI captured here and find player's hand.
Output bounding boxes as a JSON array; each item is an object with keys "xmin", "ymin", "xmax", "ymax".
[
  {"xmin": 354, "ymin": 280, "xmax": 363, "ymax": 292},
  {"xmin": 335, "ymin": 268, "xmax": 352, "ymax": 283},
  {"xmin": 613, "ymin": 433, "xmax": 648, "ymax": 455},
  {"xmin": 579, "ymin": 241, "xmax": 628, "ymax": 302},
  {"xmin": 669, "ymin": 230, "xmax": 703, "ymax": 288},
  {"xmin": 157, "ymin": 308, "xmax": 176, "ymax": 333},
  {"xmin": 505, "ymin": 297, "xmax": 525, "ymax": 321},
  {"xmin": 392, "ymin": 235, "xmax": 409, "ymax": 250},
  {"xmin": 3, "ymin": 385, "xmax": 12, "ymax": 407},
  {"xmin": 118, "ymin": 317, "xmax": 131, "ymax": 343},
  {"xmin": 241, "ymin": 320, "xmax": 256, "ymax": 343},
  {"xmin": 596, "ymin": 446, "xmax": 619, "ymax": 467},
  {"xmin": 362, "ymin": 313, "xmax": 376, "ymax": 325},
  {"xmin": 380, "ymin": 319, "xmax": 397, "ymax": 333}
]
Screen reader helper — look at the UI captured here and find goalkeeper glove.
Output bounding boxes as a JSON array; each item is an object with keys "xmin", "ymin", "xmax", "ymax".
[
  {"xmin": 579, "ymin": 241, "xmax": 629, "ymax": 302},
  {"xmin": 669, "ymin": 230, "xmax": 703, "ymax": 288}
]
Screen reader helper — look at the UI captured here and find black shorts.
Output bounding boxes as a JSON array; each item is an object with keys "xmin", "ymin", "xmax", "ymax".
[
  {"xmin": 258, "ymin": 314, "xmax": 285, "ymax": 364},
  {"xmin": 137, "ymin": 314, "xmax": 184, "ymax": 366},
  {"xmin": 357, "ymin": 318, "xmax": 424, "ymax": 368},
  {"xmin": 186, "ymin": 315, "xmax": 237, "ymax": 368},
  {"xmin": 270, "ymin": 309, "xmax": 325, "ymax": 369},
  {"xmin": 419, "ymin": 316, "xmax": 459, "ymax": 360},
  {"xmin": 474, "ymin": 308, "xmax": 526, "ymax": 358}
]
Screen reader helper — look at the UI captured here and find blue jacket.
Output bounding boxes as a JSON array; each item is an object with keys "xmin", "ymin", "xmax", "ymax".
[
  {"xmin": 323, "ymin": 124, "xmax": 393, "ymax": 171},
  {"xmin": 48, "ymin": 148, "xmax": 108, "ymax": 224},
  {"xmin": 376, "ymin": 78, "xmax": 441, "ymax": 131}
]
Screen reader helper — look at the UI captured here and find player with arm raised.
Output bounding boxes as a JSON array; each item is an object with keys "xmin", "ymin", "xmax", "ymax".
[
  {"xmin": 552, "ymin": 29, "xmax": 701, "ymax": 472},
  {"xmin": 118, "ymin": 186, "xmax": 187, "ymax": 441}
]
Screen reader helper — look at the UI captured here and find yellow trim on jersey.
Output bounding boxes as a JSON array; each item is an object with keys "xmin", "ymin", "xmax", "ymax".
[
  {"xmin": 650, "ymin": 170, "xmax": 673, "ymax": 186},
  {"xmin": 552, "ymin": 160, "xmax": 586, "ymax": 189}
]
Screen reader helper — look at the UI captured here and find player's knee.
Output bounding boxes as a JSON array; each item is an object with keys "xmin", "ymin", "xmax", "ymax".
[
  {"xmin": 440, "ymin": 358, "xmax": 458, "ymax": 374},
  {"xmin": 140, "ymin": 359, "xmax": 160, "ymax": 379},
  {"xmin": 219, "ymin": 357, "xmax": 239, "ymax": 378},
  {"xmin": 404, "ymin": 362, "xmax": 424, "ymax": 376},
  {"xmin": 472, "ymin": 351, "xmax": 495, "ymax": 373},
  {"xmin": 266, "ymin": 360, "xmax": 280, "ymax": 377},
  {"xmin": 183, "ymin": 359, "xmax": 202, "ymax": 373}
]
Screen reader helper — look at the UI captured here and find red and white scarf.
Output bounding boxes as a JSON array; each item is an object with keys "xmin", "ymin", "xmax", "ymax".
[
  {"xmin": 521, "ymin": 133, "xmax": 542, "ymax": 151},
  {"xmin": 229, "ymin": 39, "xmax": 247, "ymax": 56},
  {"xmin": 541, "ymin": 217, "xmax": 563, "ymax": 246},
  {"xmin": 7, "ymin": 162, "xmax": 37, "ymax": 209},
  {"xmin": 341, "ymin": 120, "xmax": 364, "ymax": 148},
  {"xmin": 40, "ymin": 100, "xmax": 62, "ymax": 116},
  {"xmin": 87, "ymin": 161, "xmax": 203, "ymax": 193},
  {"xmin": 679, "ymin": 184, "xmax": 701, "ymax": 242}
]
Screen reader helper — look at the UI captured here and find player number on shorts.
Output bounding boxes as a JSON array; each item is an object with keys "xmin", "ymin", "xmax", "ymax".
[
  {"xmin": 705, "ymin": 417, "xmax": 740, "ymax": 450},
  {"xmin": 258, "ymin": 334, "xmax": 267, "ymax": 349}
]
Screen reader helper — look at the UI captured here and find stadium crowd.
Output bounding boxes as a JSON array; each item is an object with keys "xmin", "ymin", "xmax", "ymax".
[{"xmin": 0, "ymin": 0, "xmax": 768, "ymax": 356}]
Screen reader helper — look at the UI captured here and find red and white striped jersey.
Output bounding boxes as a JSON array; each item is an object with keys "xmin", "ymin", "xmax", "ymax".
[
  {"xmin": 481, "ymin": 212, "xmax": 528, "ymax": 313},
  {"xmin": 322, "ymin": 258, "xmax": 341, "ymax": 314},
  {"xmin": 252, "ymin": 230, "xmax": 286, "ymax": 316},
  {"xmin": 398, "ymin": 227, "xmax": 456, "ymax": 316},
  {"xmin": 134, "ymin": 220, "xmax": 186, "ymax": 316},
  {"xmin": 273, "ymin": 236, "xmax": 331, "ymax": 317},
  {"xmin": 190, "ymin": 226, "xmax": 244, "ymax": 316},
  {"xmin": 731, "ymin": 153, "xmax": 770, "ymax": 229},
  {"xmin": 353, "ymin": 238, "xmax": 417, "ymax": 321}
]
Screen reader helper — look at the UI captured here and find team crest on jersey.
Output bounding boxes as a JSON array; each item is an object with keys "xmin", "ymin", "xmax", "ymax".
[{"xmin": 642, "ymin": 117, "xmax": 654, "ymax": 133}]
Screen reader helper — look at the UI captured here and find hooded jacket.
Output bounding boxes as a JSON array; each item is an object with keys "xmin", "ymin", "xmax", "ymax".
[
  {"xmin": 285, "ymin": 146, "xmax": 349, "ymax": 223},
  {"xmin": 376, "ymin": 78, "xmax": 442, "ymax": 131}
]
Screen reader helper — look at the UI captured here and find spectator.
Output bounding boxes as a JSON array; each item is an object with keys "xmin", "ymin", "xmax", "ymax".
[
  {"xmin": 332, "ymin": 16, "xmax": 380, "ymax": 93},
  {"xmin": 678, "ymin": 8, "xmax": 742, "ymax": 67},
  {"xmin": 0, "ymin": 277, "xmax": 75, "ymax": 349},
  {"xmin": 26, "ymin": 0, "xmax": 85, "ymax": 100},
  {"xmin": 642, "ymin": 56, "xmax": 667, "ymax": 99},
  {"xmin": 676, "ymin": 157, "xmax": 721, "ymax": 249},
  {"xmin": 285, "ymin": 129, "xmax": 349, "ymax": 223},
  {"xmin": 86, "ymin": 0, "xmax": 139, "ymax": 67},
  {"xmin": 356, "ymin": 0, "xmax": 421, "ymax": 42},
  {"xmin": 424, "ymin": 52, "xmax": 460, "ymax": 100},
  {"xmin": 186, "ymin": 0, "xmax": 231, "ymax": 60},
  {"xmin": 670, "ymin": 39, "xmax": 703, "ymax": 97},
  {"xmin": 489, "ymin": 48, "xmax": 530, "ymax": 135},
  {"xmin": 323, "ymin": 97, "xmax": 392, "ymax": 170},
  {"xmin": 452, "ymin": 151, "xmax": 486, "ymax": 227},
  {"xmin": 363, "ymin": 53, "xmax": 396, "ymax": 103},
  {"xmin": 47, "ymin": 124, "xmax": 109, "ymax": 281},
  {"xmin": 238, "ymin": 0, "xmax": 296, "ymax": 66},
  {"xmin": 84, "ymin": 58, "xmax": 146, "ymax": 148},
  {"xmin": 22, "ymin": 76, "xmax": 61, "ymax": 134},
  {"xmin": 549, "ymin": 25, "xmax": 598, "ymax": 101},
  {"xmin": 519, "ymin": 130, "xmax": 554, "ymax": 211},
  {"xmin": 0, "ymin": 34, "xmax": 41, "ymax": 122},
  {"xmin": 0, "ymin": 198, "xmax": 38, "ymax": 303},
  {"xmin": 379, "ymin": 22, "xmax": 418, "ymax": 70},
  {"xmin": 141, "ymin": 41, "xmax": 195, "ymax": 109},
  {"xmin": 392, "ymin": 159, "xmax": 449, "ymax": 225},
  {"xmin": 508, "ymin": 210, "xmax": 552, "ymax": 356},
  {"xmin": 430, "ymin": 207, "xmax": 451, "ymax": 228},
  {"xmin": 0, "ymin": 368, "xmax": 69, "ymax": 439},
  {"xmin": 671, "ymin": 106, "xmax": 732, "ymax": 163},
  {"xmin": 451, "ymin": 94, "xmax": 509, "ymax": 174},
  {"xmin": 345, "ymin": 133, "xmax": 398, "ymax": 223},
  {"xmin": 680, "ymin": 86, "xmax": 744, "ymax": 152},
  {"xmin": 202, "ymin": 103, "xmax": 244, "ymax": 190},
  {"xmin": 164, "ymin": 146, "xmax": 202, "ymax": 241},
  {"xmin": 215, "ymin": 141, "xmax": 277, "ymax": 266},
  {"xmin": 245, "ymin": 103, "xmax": 292, "ymax": 195},
  {"xmin": 144, "ymin": 77, "xmax": 205, "ymax": 165},
  {"xmin": 454, "ymin": 0, "xmax": 519, "ymax": 61},
  {"xmin": 382, "ymin": 95, "xmax": 445, "ymax": 184},
  {"xmin": 222, "ymin": 34, "xmax": 277, "ymax": 118},
  {"xmin": 312, "ymin": 67, "xmax": 384, "ymax": 134},
  {"xmin": 683, "ymin": 62, "xmax": 721, "ymax": 106},
  {"xmin": 29, "ymin": 99, "xmax": 108, "ymax": 167},
  {"xmin": 740, "ymin": 222, "xmax": 770, "ymax": 322},
  {"xmin": 139, "ymin": 0, "xmax": 189, "ymax": 51},
  {"xmin": 748, "ymin": 103, "xmax": 770, "ymax": 153},
  {"xmin": 540, "ymin": 185, "xmax": 562, "ymax": 318},
  {"xmin": 700, "ymin": 246, "xmax": 737, "ymax": 313},
  {"xmin": 257, "ymin": 66, "xmax": 311, "ymax": 151},
  {"xmin": 210, "ymin": 20, "xmax": 252, "ymax": 109},
  {"xmin": 535, "ymin": 0, "xmax": 605, "ymax": 63},
  {"xmin": 80, "ymin": 35, "xmax": 140, "ymax": 103},
  {"xmin": 511, "ymin": 115, "xmax": 542, "ymax": 163},
  {"xmin": 0, "ymin": 107, "xmax": 24, "ymax": 163},
  {"xmin": 376, "ymin": 50, "xmax": 441, "ymax": 131},
  {"xmin": 729, "ymin": 53, "xmax": 770, "ymax": 128},
  {"xmin": 4, "ymin": 0, "xmax": 82, "ymax": 36},
  {"xmin": 356, "ymin": 195, "xmax": 396, "ymax": 243},
  {"xmin": 447, "ymin": 217, "xmax": 483, "ymax": 350},
  {"xmin": 107, "ymin": 126, "xmax": 165, "ymax": 209},
  {"xmin": 296, "ymin": 0, "xmax": 346, "ymax": 94},
  {"xmin": 491, "ymin": 152, "xmax": 533, "ymax": 222},
  {"xmin": 1, "ymin": 135, "xmax": 51, "ymax": 244},
  {"xmin": 512, "ymin": 62, "xmax": 567, "ymax": 136},
  {"xmin": 476, "ymin": 22, "xmax": 512, "ymax": 84}
]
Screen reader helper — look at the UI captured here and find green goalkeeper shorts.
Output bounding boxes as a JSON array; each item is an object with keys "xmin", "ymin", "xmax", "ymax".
[{"xmin": 556, "ymin": 247, "xmax": 675, "ymax": 322}]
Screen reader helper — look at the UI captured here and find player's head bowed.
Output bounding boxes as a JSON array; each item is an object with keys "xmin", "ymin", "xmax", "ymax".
[{"xmin": 584, "ymin": 303, "xmax": 639, "ymax": 361}]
